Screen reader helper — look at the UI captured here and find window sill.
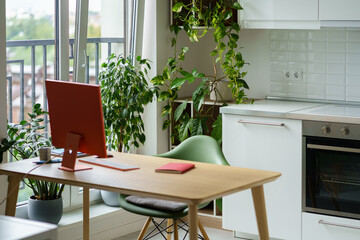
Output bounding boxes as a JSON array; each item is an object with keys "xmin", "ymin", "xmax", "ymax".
[{"xmin": 16, "ymin": 202, "xmax": 145, "ymax": 240}]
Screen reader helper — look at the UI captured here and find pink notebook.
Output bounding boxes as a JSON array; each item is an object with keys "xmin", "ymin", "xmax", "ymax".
[{"xmin": 155, "ymin": 162, "xmax": 195, "ymax": 174}]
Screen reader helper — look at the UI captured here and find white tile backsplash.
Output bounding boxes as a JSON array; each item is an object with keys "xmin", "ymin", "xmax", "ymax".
[
  {"xmin": 270, "ymin": 29, "xmax": 360, "ymax": 102},
  {"xmin": 347, "ymin": 53, "xmax": 360, "ymax": 64},
  {"xmin": 347, "ymin": 42, "xmax": 360, "ymax": 52},
  {"xmin": 327, "ymin": 52, "xmax": 346, "ymax": 63},
  {"xmin": 327, "ymin": 31, "xmax": 346, "ymax": 42}
]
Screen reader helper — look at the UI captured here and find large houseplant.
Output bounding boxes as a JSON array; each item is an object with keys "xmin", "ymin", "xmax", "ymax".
[
  {"xmin": 4, "ymin": 103, "xmax": 64, "ymax": 224},
  {"xmin": 151, "ymin": 0, "xmax": 251, "ymax": 144},
  {"xmin": 99, "ymin": 54, "xmax": 156, "ymax": 153},
  {"xmin": 98, "ymin": 54, "xmax": 156, "ymax": 206}
]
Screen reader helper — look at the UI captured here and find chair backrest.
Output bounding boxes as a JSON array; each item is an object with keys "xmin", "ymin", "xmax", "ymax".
[{"xmin": 156, "ymin": 135, "xmax": 229, "ymax": 166}]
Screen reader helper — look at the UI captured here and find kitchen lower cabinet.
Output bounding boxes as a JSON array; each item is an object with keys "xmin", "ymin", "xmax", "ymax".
[
  {"xmin": 222, "ymin": 114, "xmax": 302, "ymax": 240},
  {"xmin": 302, "ymin": 212, "xmax": 360, "ymax": 240}
]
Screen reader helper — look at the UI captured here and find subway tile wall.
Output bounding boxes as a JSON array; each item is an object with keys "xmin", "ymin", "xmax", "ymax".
[{"xmin": 269, "ymin": 29, "xmax": 360, "ymax": 102}]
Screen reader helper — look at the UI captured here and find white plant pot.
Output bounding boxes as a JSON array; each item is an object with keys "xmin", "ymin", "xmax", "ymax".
[{"xmin": 210, "ymin": 80, "xmax": 233, "ymax": 102}]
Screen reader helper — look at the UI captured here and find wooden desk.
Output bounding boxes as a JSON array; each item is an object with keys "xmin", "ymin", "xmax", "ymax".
[{"xmin": 0, "ymin": 152, "xmax": 280, "ymax": 240}]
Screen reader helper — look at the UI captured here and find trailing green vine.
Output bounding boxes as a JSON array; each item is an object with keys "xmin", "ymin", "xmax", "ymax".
[{"xmin": 151, "ymin": 0, "xmax": 251, "ymax": 144}]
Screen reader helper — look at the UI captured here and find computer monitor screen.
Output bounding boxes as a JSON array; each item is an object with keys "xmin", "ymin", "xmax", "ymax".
[{"xmin": 45, "ymin": 80, "xmax": 107, "ymax": 160}]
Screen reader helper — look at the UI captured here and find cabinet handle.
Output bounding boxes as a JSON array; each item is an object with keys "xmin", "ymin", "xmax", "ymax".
[
  {"xmin": 237, "ymin": 120, "xmax": 285, "ymax": 127},
  {"xmin": 307, "ymin": 144, "xmax": 360, "ymax": 154},
  {"xmin": 318, "ymin": 220, "xmax": 360, "ymax": 230}
]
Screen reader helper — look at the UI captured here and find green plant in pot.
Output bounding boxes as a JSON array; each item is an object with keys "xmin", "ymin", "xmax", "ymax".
[
  {"xmin": 98, "ymin": 54, "xmax": 156, "ymax": 206},
  {"xmin": 4, "ymin": 103, "xmax": 65, "ymax": 224},
  {"xmin": 151, "ymin": 0, "xmax": 251, "ymax": 145}
]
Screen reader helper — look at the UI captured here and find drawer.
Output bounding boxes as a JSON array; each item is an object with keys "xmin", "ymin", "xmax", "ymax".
[{"xmin": 302, "ymin": 212, "xmax": 360, "ymax": 240}]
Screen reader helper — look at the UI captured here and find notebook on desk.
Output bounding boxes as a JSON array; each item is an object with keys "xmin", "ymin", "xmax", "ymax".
[{"xmin": 79, "ymin": 157, "xmax": 139, "ymax": 171}]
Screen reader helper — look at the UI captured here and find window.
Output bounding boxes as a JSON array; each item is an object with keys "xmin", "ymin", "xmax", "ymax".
[{"xmin": 4, "ymin": 0, "xmax": 133, "ymax": 210}]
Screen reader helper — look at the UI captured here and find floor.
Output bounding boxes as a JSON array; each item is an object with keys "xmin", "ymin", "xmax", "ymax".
[{"xmin": 113, "ymin": 227, "xmax": 237, "ymax": 240}]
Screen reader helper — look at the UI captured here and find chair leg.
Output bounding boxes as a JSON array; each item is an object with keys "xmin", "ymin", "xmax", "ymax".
[
  {"xmin": 137, "ymin": 217, "xmax": 153, "ymax": 240},
  {"xmin": 166, "ymin": 219, "xmax": 173, "ymax": 240},
  {"xmin": 173, "ymin": 219, "xmax": 179, "ymax": 240},
  {"xmin": 198, "ymin": 220, "xmax": 210, "ymax": 240}
]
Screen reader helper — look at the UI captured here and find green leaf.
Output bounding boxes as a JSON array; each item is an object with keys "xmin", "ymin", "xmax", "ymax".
[
  {"xmin": 162, "ymin": 120, "xmax": 171, "ymax": 130},
  {"xmin": 232, "ymin": 2, "xmax": 243, "ymax": 10},
  {"xmin": 170, "ymin": 77, "xmax": 187, "ymax": 89},
  {"xmin": 161, "ymin": 105, "xmax": 171, "ymax": 117},
  {"xmin": 211, "ymin": 115, "xmax": 222, "ymax": 144},
  {"xmin": 172, "ymin": 2, "xmax": 185, "ymax": 13},
  {"xmin": 210, "ymin": 50, "xmax": 218, "ymax": 56},
  {"xmin": 174, "ymin": 100, "xmax": 188, "ymax": 121}
]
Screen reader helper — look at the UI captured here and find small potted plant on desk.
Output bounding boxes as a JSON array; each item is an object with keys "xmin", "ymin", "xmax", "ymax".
[
  {"xmin": 3, "ymin": 103, "xmax": 65, "ymax": 224},
  {"xmin": 98, "ymin": 54, "xmax": 157, "ymax": 206}
]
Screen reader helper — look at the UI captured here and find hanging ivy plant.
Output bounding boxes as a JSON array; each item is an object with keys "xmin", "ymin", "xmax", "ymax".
[{"xmin": 151, "ymin": 0, "xmax": 251, "ymax": 144}]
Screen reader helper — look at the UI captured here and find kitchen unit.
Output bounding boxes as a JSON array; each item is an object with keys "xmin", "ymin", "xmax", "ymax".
[
  {"xmin": 239, "ymin": 0, "xmax": 360, "ymax": 28},
  {"xmin": 221, "ymin": 100, "xmax": 360, "ymax": 240}
]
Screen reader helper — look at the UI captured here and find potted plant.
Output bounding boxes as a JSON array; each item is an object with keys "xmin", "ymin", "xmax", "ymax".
[
  {"xmin": 98, "ymin": 54, "xmax": 156, "ymax": 206},
  {"xmin": 5, "ymin": 103, "xmax": 65, "ymax": 224},
  {"xmin": 151, "ymin": 0, "xmax": 252, "ymax": 145}
]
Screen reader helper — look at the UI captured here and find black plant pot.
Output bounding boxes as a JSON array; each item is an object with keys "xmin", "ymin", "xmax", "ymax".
[{"xmin": 28, "ymin": 196, "xmax": 63, "ymax": 224}]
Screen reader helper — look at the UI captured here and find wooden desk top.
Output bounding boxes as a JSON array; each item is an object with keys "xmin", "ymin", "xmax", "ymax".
[{"xmin": 0, "ymin": 152, "xmax": 281, "ymax": 205}]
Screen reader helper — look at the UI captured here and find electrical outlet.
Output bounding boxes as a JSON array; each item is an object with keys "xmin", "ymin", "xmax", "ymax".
[{"xmin": 284, "ymin": 69, "xmax": 303, "ymax": 81}]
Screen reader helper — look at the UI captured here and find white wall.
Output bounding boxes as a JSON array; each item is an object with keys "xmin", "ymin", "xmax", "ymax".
[
  {"xmin": 0, "ymin": 0, "xmax": 7, "ymax": 214},
  {"xmin": 174, "ymin": 28, "xmax": 271, "ymax": 100},
  {"xmin": 138, "ymin": 0, "xmax": 171, "ymax": 155}
]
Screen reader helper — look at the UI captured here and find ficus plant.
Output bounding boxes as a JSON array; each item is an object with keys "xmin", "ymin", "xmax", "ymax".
[
  {"xmin": 151, "ymin": 0, "xmax": 251, "ymax": 144},
  {"xmin": 99, "ymin": 54, "xmax": 157, "ymax": 152},
  {"xmin": 4, "ymin": 103, "xmax": 65, "ymax": 200}
]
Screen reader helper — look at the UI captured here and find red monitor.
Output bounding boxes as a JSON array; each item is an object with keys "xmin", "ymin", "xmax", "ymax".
[{"xmin": 45, "ymin": 79, "xmax": 107, "ymax": 171}]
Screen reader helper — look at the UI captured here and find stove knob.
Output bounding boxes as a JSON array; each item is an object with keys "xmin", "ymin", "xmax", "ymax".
[
  {"xmin": 341, "ymin": 127, "xmax": 349, "ymax": 136},
  {"xmin": 321, "ymin": 125, "xmax": 330, "ymax": 134}
]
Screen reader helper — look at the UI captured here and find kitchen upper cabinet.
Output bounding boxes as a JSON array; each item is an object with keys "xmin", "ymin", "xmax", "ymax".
[
  {"xmin": 222, "ymin": 114, "xmax": 302, "ymax": 240},
  {"xmin": 239, "ymin": 0, "xmax": 320, "ymax": 29},
  {"xmin": 319, "ymin": 0, "xmax": 360, "ymax": 20}
]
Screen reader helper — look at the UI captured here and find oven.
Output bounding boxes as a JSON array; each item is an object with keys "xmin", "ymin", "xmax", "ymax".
[{"xmin": 303, "ymin": 120, "xmax": 360, "ymax": 220}]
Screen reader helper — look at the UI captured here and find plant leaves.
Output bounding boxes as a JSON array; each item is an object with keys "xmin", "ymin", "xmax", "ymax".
[{"xmin": 174, "ymin": 100, "xmax": 188, "ymax": 121}]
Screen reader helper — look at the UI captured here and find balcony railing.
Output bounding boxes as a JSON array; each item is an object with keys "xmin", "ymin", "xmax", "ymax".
[{"xmin": 6, "ymin": 37, "xmax": 124, "ymax": 125}]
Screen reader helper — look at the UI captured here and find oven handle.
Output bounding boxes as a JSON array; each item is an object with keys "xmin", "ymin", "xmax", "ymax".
[
  {"xmin": 237, "ymin": 120, "xmax": 285, "ymax": 127},
  {"xmin": 318, "ymin": 220, "xmax": 360, "ymax": 230},
  {"xmin": 307, "ymin": 144, "xmax": 360, "ymax": 154}
]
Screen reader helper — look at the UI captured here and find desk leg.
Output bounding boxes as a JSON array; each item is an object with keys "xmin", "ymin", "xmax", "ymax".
[
  {"xmin": 188, "ymin": 204, "xmax": 198, "ymax": 240},
  {"xmin": 5, "ymin": 176, "xmax": 21, "ymax": 216},
  {"xmin": 83, "ymin": 187, "xmax": 90, "ymax": 240},
  {"xmin": 251, "ymin": 185, "xmax": 269, "ymax": 240}
]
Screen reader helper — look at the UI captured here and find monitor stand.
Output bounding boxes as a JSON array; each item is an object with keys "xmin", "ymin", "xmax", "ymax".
[{"xmin": 58, "ymin": 133, "xmax": 93, "ymax": 172}]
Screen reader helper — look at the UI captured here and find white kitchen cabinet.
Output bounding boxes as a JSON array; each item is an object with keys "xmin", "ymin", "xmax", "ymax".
[
  {"xmin": 319, "ymin": 0, "xmax": 360, "ymax": 20},
  {"xmin": 239, "ymin": 0, "xmax": 319, "ymax": 29},
  {"xmin": 302, "ymin": 212, "xmax": 360, "ymax": 240},
  {"xmin": 222, "ymin": 114, "xmax": 302, "ymax": 240}
]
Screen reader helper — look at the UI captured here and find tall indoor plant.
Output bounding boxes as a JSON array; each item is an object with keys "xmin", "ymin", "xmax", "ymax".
[
  {"xmin": 151, "ymin": 0, "xmax": 251, "ymax": 144},
  {"xmin": 98, "ymin": 54, "xmax": 156, "ymax": 206},
  {"xmin": 4, "ymin": 103, "xmax": 64, "ymax": 224},
  {"xmin": 99, "ymin": 54, "xmax": 156, "ymax": 153}
]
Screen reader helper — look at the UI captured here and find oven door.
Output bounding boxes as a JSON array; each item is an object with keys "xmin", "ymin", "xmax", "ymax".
[{"xmin": 304, "ymin": 136, "xmax": 360, "ymax": 219}]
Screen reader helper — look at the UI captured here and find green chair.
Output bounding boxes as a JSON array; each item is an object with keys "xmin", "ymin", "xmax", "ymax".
[{"xmin": 118, "ymin": 135, "xmax": 229, "ymax": 240}]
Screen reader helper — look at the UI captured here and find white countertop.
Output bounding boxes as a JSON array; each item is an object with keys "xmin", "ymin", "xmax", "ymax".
[
  {"xmin": 287, "ymin": 104, "xmax": 360, "ymax": 124},
  {"xmin": 220, "ymin": 100, "xmax": 360, "ymax": 124},
  {"xmin": 220, "ymin": 100, "xmax": 323, "ymax": 118}
]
